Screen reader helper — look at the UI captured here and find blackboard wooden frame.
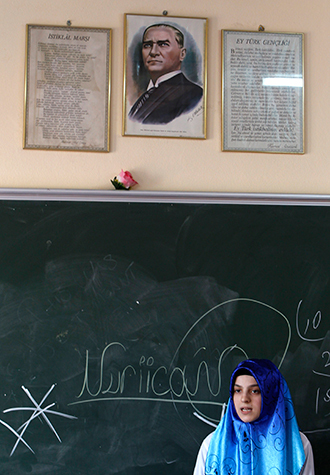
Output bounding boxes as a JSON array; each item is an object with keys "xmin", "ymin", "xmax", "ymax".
[
  {"xmin": 0, "ymin": 188, "xmax": 328, "ymax": 475},
  {"xmin": 2, "ymin": 187, "xmax": 330, "ymax": 205}
]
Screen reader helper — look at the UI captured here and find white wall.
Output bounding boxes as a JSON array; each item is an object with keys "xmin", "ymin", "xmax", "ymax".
[{"xmin": 0, "ymin": 0, "xmax": 329, "ymax": 193}]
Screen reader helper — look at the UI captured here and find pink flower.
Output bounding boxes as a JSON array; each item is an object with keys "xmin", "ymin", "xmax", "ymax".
[{"xmin": 111, "ymin": 170, "xmax": 138, "ymax": 190}]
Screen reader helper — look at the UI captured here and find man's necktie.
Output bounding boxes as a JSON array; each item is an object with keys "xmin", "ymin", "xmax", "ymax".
[{"xmin": 129, "ymin": 87, "xmax": 156, "ymax": 118}]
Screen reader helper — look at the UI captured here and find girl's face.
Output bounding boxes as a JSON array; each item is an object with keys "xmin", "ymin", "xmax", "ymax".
[{"xmin": 233, "ymin": 374, "xmax": 262, "ymax": 423}]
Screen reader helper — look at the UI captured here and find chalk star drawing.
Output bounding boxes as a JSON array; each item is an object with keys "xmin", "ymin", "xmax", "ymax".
[{"xmin": 0, "ymin": 384, "xmax": 77, "ymax": 456}]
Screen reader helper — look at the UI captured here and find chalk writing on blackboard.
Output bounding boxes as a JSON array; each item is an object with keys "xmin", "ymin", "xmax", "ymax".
[
  {"xmin": 69, "ymin": 298, "xmax": 292, "ymax": 426},
  {"xmin": 1, "ymin": 384, "xmax": 76, "ymax": 456}
]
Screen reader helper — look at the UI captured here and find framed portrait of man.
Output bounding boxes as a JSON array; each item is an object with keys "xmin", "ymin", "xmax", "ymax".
[{"xmin": 123, "ymin": 14, "xmax": 207, "ymax": 139}]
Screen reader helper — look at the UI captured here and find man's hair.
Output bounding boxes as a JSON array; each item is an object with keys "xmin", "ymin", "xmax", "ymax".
[{"xmin": 142, "ymin": 24, "xmax": 184, "ymax": 48}]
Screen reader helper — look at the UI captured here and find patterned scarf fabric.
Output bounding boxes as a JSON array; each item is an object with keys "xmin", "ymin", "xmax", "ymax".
[{"xmin": 205, "ymin": 359, "xmax": 305, "ymax": 475}]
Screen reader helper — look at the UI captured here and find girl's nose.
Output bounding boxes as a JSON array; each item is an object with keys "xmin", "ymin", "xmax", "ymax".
[{"xmin": 241, "ymin": 391, "xmax": 250, "ymax": 402}]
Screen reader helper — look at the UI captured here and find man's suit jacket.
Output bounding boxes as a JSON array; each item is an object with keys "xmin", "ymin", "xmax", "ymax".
[{"xmin": 128, "ymin": 73, "xmax": 203, "ymax": 125}]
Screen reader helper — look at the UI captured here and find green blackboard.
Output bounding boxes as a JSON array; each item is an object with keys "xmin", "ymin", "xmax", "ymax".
[{"xmin": 0, "ymin": 189, "xmax": 328, "ymax": 474}]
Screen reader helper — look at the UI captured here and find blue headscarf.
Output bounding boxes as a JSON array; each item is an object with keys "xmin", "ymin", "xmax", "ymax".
[{"xmin": 205, "ymin": 359, "xmax": 306, "ymax": 475}]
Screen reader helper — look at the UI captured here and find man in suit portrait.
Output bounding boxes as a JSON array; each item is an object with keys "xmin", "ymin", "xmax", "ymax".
[{"xmin": 128, "ymin": 23, "xmax": 203, "ymax": 125}]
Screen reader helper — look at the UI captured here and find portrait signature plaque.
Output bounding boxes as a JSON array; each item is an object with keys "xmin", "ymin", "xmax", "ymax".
[
  {"xmin": 222, "ymin": 30, "xmax": 304, "ymax": 154},
  {"xmin": 123, "ymin": 14, "xmax": 207, "ymax": 139},
  {"xmin": 24, "ymin": 25, "xmax": 111, "ymax": 152}
]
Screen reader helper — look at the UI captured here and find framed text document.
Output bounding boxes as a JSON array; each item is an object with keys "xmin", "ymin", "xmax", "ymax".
[
  {"xmin": 24, "ymin": 25, "xmax": 111, "ymax": 152},
  {"xmin": 222, "ymin": 30, "xmax": 304, "ymax": 154}
]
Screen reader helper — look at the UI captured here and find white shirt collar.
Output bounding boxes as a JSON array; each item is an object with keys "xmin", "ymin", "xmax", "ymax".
[{"xmin": 147, "ymin": 70, "xmax": 182, "ymax": 90}]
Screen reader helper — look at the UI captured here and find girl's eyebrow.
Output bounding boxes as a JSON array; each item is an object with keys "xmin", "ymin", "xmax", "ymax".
[{"xmin": 234, "ymin": 383, "xmax": 260, "ymax": 388}]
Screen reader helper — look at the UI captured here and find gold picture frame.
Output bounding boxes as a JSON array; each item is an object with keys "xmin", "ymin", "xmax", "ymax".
[
  {"xmin": 222, "ymin": 29, "xmax": 304, "ymax": 154},
  {"xmin": 123, "ymin": 14, "xmax": 207, "ymax": 139},
  {"xmin": 24, "ymin": 24, "xmax": 111, "ymax": 152}
]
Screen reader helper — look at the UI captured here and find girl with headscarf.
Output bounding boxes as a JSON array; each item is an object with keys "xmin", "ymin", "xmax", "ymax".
[{"xmin": 193, "ymin": 359, "xmax": 314, "ymax": 474}]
